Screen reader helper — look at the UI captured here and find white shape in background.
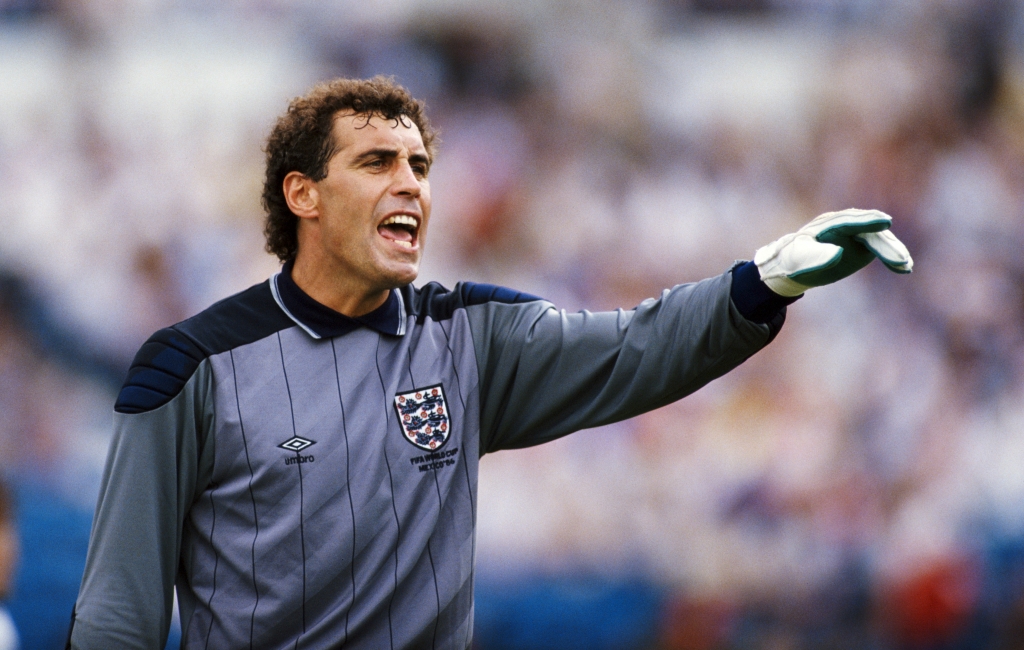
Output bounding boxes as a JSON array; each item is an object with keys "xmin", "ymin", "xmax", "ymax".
[
  {"xmin": 0, "ymin": 606, "xmax": 17, "ymax": 650},
  {"xmin": 646, "ymin": 20, "xmax": 829, "ymax": 145}
]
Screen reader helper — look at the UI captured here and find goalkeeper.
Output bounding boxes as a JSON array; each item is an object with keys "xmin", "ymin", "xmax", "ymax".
[{"xmin": 68, "ymin": 76, "xmax": 911, "ymax": 650}]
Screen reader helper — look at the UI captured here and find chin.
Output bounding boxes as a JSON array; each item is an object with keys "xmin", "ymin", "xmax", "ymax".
[{"xmin": 380, "ymin": 264, "xmax": 420, "ymax": 288}]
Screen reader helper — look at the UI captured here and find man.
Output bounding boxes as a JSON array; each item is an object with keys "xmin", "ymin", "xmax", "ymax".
[{"xmin": 68, "ymin": 76, "xmax": 911, "ymax": 649}]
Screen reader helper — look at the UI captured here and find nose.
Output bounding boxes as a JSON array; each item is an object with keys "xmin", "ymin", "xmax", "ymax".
[{"xmin": 392, "ymin": 160, "xmax": 422, "ymax": 198}]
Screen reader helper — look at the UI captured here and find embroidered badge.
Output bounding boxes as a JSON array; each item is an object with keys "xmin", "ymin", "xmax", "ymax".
[{"xmin": 394, "ymin": 384, "xmax": 451, "ymax": 451}]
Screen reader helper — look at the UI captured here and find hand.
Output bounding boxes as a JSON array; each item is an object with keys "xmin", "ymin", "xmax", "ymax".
[{"xmin": 753, "ymin": 208, "xmax": 913, "ymax": 297}]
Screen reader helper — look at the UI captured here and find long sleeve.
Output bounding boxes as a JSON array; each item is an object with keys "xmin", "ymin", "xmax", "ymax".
[
  {"xmin": 69, "ymin": 329, "xmax": 215, "ymax": 649},
  {"xmin": 467, "ymin": 268, "xmax": 783, "ymax": 453}
]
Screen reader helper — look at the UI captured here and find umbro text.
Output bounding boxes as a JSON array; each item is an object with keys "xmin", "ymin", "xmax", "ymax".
[{"xmin": 285, "ymin": 455, "xmax": 314, "ymax": 466}]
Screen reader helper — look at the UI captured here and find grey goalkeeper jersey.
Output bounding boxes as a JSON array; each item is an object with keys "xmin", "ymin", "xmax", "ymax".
[{"xmin": 69, "ymin": 262, "xmax": 786, "ymax": 650}]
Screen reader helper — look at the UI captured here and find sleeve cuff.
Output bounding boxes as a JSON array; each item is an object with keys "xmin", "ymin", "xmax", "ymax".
[{"xmin": 730, "ymin": 261, "xmax": 801, "ymax": 324}]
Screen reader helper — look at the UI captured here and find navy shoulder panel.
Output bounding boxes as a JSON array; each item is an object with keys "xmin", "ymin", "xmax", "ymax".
[
  {"xmin": 407, "ymin": 281, "xmax": 544, "ymax": 323},
  {"xmin": 459, "ymin": 282, "xmax": 543, "ymax": 307},
  {"xmin": 115, "ymin": 328, "xmax": 205, "ymax": 414},
  {"xmin": 115, "ymin": 280, "xmax": 293, "ymax": 414},
  {"xmin": 174, "ymin": 280, "xmax": 293, "ymax": 355}
]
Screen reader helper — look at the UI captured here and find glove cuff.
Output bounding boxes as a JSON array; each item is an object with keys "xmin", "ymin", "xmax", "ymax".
[{"xmin": 762, "ymin": 275, "xmax": 809, "ymax": 298}]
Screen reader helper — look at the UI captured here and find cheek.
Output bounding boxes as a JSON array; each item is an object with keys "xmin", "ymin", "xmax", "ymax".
[
  {"xmin": 321, "ymin": 198, "xmax": 365, "ymax": 239},
  {"xmin": 419, "ymin": 188, "xmax": 432, "ymax": 222}
]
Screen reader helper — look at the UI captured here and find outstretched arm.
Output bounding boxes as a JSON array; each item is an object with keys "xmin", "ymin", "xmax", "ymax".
[
  {"xmin": 469, "ymin": 208, "xmax": 912, "ymax": 454},
  {"xmin": 469, "ymin": 267, "xmax": 782, "ymax": 453}
]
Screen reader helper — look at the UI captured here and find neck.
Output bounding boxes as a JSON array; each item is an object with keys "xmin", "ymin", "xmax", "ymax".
[{"xmin": 289, "ymin": 255, "xmax": 390, "ymax": 318}]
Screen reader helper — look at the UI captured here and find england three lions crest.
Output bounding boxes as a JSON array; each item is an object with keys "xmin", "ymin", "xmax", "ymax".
[{"xmin": 395, "ymin": 384, "xmax": 451, "ymax": 451}]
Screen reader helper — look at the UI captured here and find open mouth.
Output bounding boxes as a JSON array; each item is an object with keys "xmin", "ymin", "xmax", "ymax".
[{"xmin": 378, "ymin": 214, "xmax": 420, "ymax": 249}]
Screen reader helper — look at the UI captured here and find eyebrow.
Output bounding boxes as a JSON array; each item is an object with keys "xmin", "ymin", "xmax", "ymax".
[
  {"xmin": 352, "ymin": 147, "xmax": 398, "ymax": 164},
  {"xmin": 352, "ymin": 147, "xmax": 431, "ymax": 169}
]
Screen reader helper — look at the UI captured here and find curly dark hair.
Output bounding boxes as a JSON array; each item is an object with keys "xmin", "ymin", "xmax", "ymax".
[{"xmin": 262, "ymin": 76, "xmax": 438, "ymax": 262}]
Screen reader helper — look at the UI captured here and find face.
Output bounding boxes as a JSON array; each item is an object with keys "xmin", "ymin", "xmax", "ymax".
[{"xmin": 300, "ymin": 112, "xmax": 431, "ymax": 294}]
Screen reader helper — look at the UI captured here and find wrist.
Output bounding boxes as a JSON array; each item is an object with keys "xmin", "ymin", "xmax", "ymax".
[{"xmin": 730, "ymin": 261, "xmax": 801, "ymax": 323}]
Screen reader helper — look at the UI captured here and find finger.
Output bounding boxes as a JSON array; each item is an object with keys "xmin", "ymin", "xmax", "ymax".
[
  {"xmin": 806, "ymin": 208, "xmax": 892, "ymax": 241},
  {"xmin": 856, "ymin": 230, "xmax": 913, "ymax": 273},
  {"xmin": 795, "ymin": 240, "xmax": 875, "ymax": 287}
]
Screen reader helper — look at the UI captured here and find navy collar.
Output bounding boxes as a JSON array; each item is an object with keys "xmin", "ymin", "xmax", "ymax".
[{"xmin": 269, "ymin": 261, "xmax": 407, "ymax": 339}]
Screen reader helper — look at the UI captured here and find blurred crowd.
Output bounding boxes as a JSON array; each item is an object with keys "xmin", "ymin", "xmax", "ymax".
[{"xmin": 3, "ymin": 0, "xmax": 1024, "ymax": 647}]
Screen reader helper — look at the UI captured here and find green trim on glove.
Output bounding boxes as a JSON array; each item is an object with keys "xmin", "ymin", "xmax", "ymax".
[{"xmin": 754, "ymin": 209, "xmax": 913, "ymax": 297}]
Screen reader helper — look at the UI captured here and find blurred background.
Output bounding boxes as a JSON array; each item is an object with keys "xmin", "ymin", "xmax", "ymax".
[{"xmin": 2, "ymin": 0, "xmax": 1024, "ymax": 648}]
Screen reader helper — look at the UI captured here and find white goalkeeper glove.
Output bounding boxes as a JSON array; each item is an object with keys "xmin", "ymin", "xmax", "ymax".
[{"xmin": 754, "ymin": 208, "xmax": 913, "ymax": 297}]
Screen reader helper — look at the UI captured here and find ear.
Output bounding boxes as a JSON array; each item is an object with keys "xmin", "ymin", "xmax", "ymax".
[{"xmin": 283, "ymin": 171, "xmax": 320, "ymax": 219}]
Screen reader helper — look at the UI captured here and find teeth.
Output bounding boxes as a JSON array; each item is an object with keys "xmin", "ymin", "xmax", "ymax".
[
  {"xmin": 381, "ymin": 215, "xmax": 418, "ymax": 228},
  {"xmin": 394, "ymin": 240, "xmax": 413, "ymax": 248}
]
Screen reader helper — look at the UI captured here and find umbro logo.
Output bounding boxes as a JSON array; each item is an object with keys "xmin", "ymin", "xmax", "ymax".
[
  {"xmin": 278, "ymin": 436, "xmax": 316, "ymax": 452},
  {"xmin": 278, "ymin": 436, "xmax": 316, "ymax": 466}
]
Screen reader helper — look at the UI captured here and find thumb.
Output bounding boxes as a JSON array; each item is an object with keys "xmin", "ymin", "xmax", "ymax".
[{"xmin": 856, "ymin": 230, "xmax": 913, "ymax": 273}]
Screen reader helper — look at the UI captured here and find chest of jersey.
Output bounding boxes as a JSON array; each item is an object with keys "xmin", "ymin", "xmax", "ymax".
[{"xmin": 184, "ymin": 317, "xmax": 480, "ymax": 646}]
